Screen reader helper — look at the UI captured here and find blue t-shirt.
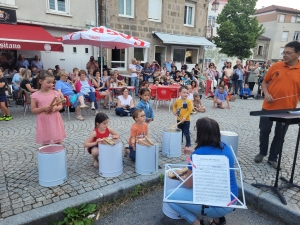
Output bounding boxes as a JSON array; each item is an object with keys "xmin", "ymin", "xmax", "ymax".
[
  {"xmin": 55, "ymin": 80, "xmax": 74, "ymax": 96},
  {"xmin": 189, "ymin": 143, "xmax": 238, "ymax": 200},
  {"xmin": 214, "ymin": 89, "xmax": 228, "ymax": 102}
]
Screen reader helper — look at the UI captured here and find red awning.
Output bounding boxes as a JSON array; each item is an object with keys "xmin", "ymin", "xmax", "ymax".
[{"xmin": 0, "ymin": 24, "xmax": 62, "ymax": 51}]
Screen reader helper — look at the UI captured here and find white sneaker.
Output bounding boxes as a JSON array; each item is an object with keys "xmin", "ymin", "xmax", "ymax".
[
  {"xmin": 248, "ymin": 97, "xmax": 253, "ymax": 100},
  {"xmin": 94, "ymin": 110, "xmax": 99, "ymax": 116},
  {"xmin": 91, "ymin": 106, "xmax": 95, "ymax": 110}
]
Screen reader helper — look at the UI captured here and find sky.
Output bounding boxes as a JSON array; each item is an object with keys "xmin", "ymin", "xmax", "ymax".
[{"xmin": 256, "ymin": 0, "xmax": 300, "ymax": 10}]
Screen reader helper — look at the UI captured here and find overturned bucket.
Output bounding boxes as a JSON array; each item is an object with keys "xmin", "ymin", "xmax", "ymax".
[
  {"xmin": 38, "ymin": 144, "xmax": 68, "ymax": 187},
  {"xmin": 162, "ymin": 128, "xmax": 182, "ymax": 158},
  {"xmin": 220, "ymin": 131, "xmax": 239, "ymax": 158},
  {"xmin": 136, "ymin": 141, "xmax": 159, "ymax": 175}
]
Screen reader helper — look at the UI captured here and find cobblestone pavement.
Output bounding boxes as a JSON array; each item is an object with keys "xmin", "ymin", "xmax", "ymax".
[{"xmin": 0, "ymin": 95, "xmax": 300, "ymax": 219}]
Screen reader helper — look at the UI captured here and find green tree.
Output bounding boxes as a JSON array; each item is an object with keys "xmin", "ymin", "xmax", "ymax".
[{"xmin": 213, "ymin": 0, "xmax": 264, "ymax": 59}]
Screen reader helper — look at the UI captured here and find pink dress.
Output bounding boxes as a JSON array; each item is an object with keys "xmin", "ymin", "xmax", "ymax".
[{"xmin": 31, "ymin": 90, "xmax": 66, "ymax": 145}]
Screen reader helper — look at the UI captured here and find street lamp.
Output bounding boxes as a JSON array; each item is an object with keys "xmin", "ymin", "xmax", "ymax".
[{"xmin": 206, "ymin": 0, "xmax": 220, "ymax": 12}]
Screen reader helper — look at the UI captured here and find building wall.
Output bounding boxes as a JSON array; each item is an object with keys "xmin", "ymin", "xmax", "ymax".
[
  {"xmin": 256, "ymin": 12, "xmax": 277, "ymax": 23},
  {"xmin": 104, "ymin": 0, "xmax": 208, "ymax": 72},
  {"xmin": 252, "ymin": 39, "xmax": 270, "ymax": 61}
]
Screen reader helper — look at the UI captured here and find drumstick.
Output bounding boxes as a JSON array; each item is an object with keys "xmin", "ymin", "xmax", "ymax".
[
  {"xmin": 145, "ymin": 136, "xmax": 154, "ymax": 146},
  {"xmin": 50, "ymin": 96, "xmax": 57, "ymax": 107},
  {"xmin": 137, "ymin": 139, "xmax": 151, "ymax": 147},
  {"xmin": 273, "ymin": 94, "xmax": 299, "ymax": 101},
  {"xmin": 170, "ymin": 121, "xmax": 181, "ymax": 129},
  {"xmin": 103, "ymin": 138, "xmax": 115, "ymax": 145},
  {"xmin": 54, "ymin": 98, "xmax": 66, "ymax": 106}
]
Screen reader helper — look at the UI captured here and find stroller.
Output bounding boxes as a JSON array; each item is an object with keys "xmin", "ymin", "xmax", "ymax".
[{"xmin": 255, "ymin": 76, "xmax": 264, "ymax": 100}]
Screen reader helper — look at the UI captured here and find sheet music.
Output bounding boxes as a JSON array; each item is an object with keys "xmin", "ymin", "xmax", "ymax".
[{"xmin": 192, "ymin": 155, "xmax": 231, "ymax": 207}]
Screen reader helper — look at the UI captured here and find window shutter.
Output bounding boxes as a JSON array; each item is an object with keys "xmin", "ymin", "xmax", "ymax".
[
  {"xmin": 148, "ymin": 0, "xmax": 162, "ymax": 21},
  {"xmin": 49, "ymin": 0, "xmax": 55, "ymax": 10}
]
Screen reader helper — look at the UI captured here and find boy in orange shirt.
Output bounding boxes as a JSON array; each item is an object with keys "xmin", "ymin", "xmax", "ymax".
[{"xmin": 125, "ymin": 108, "xmax": 149, "ymax": 161}]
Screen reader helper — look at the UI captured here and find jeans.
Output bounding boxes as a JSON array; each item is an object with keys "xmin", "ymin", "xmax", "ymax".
[
  {"xmin": 84, "ymin": 92, "xmax": 98, "ymax": 109},
  {"xmin": 259, "ymin": 112, "xmax": 289, "ymax": 162},
  {"xmin": 178, "ymin": 121, "xmax": 191, "ymax": 147},
  {"xmin": 115, "ymin": 107, "xmax": 137, "ymax": 117},
  {"xmin": 129, "ymin": 145, "xmax": 136, "ymax": 161},
  {"xmin": 143, "ymin": 74, "xmax": 153, "ymax": 82},
  {"xmin": 131, "ymin": 77, "xmax": 139, "ymax": 95},
  {"xmin": 167, "ymin": 188, "xmax": 234, "ymax": 224},
  {"xmin": 233, "ymin": 80, "xmax": 243, "ymax": 95}
]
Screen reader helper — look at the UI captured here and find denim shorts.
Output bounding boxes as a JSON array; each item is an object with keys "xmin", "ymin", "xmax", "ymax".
[{"xmin": 0, "ymin": 95, "xmax": 7, "ymax": 103}]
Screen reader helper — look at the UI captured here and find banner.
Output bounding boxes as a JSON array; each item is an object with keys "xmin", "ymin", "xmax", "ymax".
[{"xmin": 0, "ymin": 7, "xmax": 17, "ymax": 24}]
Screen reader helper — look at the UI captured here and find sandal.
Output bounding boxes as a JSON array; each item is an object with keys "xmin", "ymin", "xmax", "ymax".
[
  {"xmin": 210, "ymin": 217, "xmax": 226, "ymax": 225},
  {"xmin": 124, "ymin": 147, "xmax": 129, "ymax": 157},
  {"xmin": 93, "ymin": 161, "xmax": 99, "ymax": 168},
  {"xmin": 76, "ymin": 115, "xmax": 84, "ymax": 121},
  {"xmin": 103, "ymin": 105, "xmax": 109, "ymax": 109}
]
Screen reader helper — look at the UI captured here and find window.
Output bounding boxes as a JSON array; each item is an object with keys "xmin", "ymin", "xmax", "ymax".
[
  {"xmin": 294, "ymin": 32, "xmax": 300, "ymax": 41},
  {"xmin": 154, "ymin": 46, "xmax": 166, "ymax": 66},
  {"xmin": 258, "ymin": 46, "xmax": 263, "ymax": 56},
  {"xmin": 279, "ymin": 14, "xmax": 285, "ymax": 22},
  {"xmin": 281, "ymin": 31, "xmax": 289, "ymax": 41},
  {"xmin": 291, "ymin": 16, "xmax": 296, "ymax": 23},
  {"xmin": 172, "ymin": 47, "xmax": 198, "ymax": 64},
  {"xmin": 118, "ymin": 0, "xmax": 134, "ymax": 17},
  {"xmin": 73, "ymin": 47, "xmax": 76, "ymax": 53},
  {"xmin": 184, "ymin": 2, "xmax": 195, "ymax": 27},
  {"xmin": 85, "ymin": 48, "xmax": 89, "ymax": 54},
  {"xmin": 111, "ymin": 49, "xmax": 126, "ymax": 69},
  {"xmin": 148, "ymin": 0, "xmax": 162, "ymax": 22},
  {"xmin": 134, "ymin": 48, "xmax": 147, "ymax": 63},
  {"xmin": 279, "ymin": 47, "xmax": 284, "ymax": 57},
  {"xmin": 0, "ymin": 0, "xmax": 15, "ymax": 5},
  {"xmin": 48, "ymin": 0, "xmax": 70, "ymax": 13},
  {"xmin": 208, "ymin": 16, "xmax": 216, "ymax": 27},
  {"xmin": 204, "ymin": 59, "xmax": 212, "ymax": 69},
  {"xmin": 297, "ymin": 17, "xmax": 300, "ymax": 23}
]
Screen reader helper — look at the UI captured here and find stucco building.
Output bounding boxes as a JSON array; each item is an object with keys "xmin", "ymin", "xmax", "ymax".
[
  {"xmin": 99, "ymin": 0, "xmax": 213, "ymax": 72},
  {"xmin": 252, "ymin": 35, "xmax": 271, "ymax": 63},
  {"xmin": 255, "ymin": 5, "xmax": 300, "ymax": 62},
  {"xmin": 0, "ymin": 0, "xmax": 98, "ymax": 72}
]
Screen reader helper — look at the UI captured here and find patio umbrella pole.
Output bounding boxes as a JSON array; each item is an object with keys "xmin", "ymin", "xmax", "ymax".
[{"xmin": 100, "ymin": 42, "xmax": 103, "ymax": 74}]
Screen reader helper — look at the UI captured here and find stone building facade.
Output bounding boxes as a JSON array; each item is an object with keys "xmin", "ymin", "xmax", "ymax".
[{"xmin": 99, "ymin": 0, "xmax": 212, "ymax": 72}]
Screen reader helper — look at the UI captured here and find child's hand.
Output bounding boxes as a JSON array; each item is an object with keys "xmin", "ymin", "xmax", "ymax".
[
  {"xmin": 132, "ymin": 144, "xmax": 136, "ymax": 151},
  {"xmin": 173, "ymin": 112, "xmax": 177, "ymax": 116},
  {"xmin": 213, "ymin": 105, "xmax": 216, "ymax": 108},
  {"xmin": 183, "ymin": 146, "xmax": 193, "ymax": 155},
  {"xmin": 96, "ymin": 138, "xmax": 103, "ymax": 143},
  {"xmin": 44, "ymin": 106, "xmax": 54, "ymax": 113},
  {"xmin": 111, "ymin": 135, "xmax": 118, "ymax": 139},
  {"xmin": 147, "ymin": 118, "xmax": 152, "ymax": 123},
  {"xmin": 227, "ymin": 105, "xmax": 231, "ymax": 109},
  {"xmin": 180, "ymin": 118, "xmax": 186, "ymax": 123}
]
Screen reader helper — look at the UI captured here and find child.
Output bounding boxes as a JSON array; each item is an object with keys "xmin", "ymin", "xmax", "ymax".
[
  {"xmin": 193, "ymin": 92, "xmax": 206, "ymax": 113},
  {"xmin": 136, "ymin": 88, "xmax": 154, "ymax": 123},
  {"xmin": 125, "ymin": 109, "xmax": 149, "ymax": 161},
  {"xmin": 240, "ymin": 83, "xmax": 254, "ymax": 99},
  {"xmin": 159, "ymin": 76, "xmax": 168, "ymax": 86},
  {"xmin": 0, "ymin": 67, "xmax": 13, "ymax": 121},
  {"xmin": 173, "ymin": 86, "xmax": 193, "ymax": 147},
  {"xmin": 181, "ymin": 74, "xmax": 190, "ymax": 85},
  {"xmin": 213, "ymin": 85, "xmax": 230, "ymax": 109},
  {"xmin": 30, "ymin": 70, "xmax": 66, "ymax": 145},
  {"xmin": 154, "ymin": 79, "xmax": 160, "ymax": 86},
  {"xmin": 84, "ymin": 112, "xmax": 119, "ymax": 168}
]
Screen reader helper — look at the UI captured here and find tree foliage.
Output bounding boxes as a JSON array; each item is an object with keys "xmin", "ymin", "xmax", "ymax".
[{"xmin": 213, "ymin": 0, "xmax": 264, "ymax": 59}]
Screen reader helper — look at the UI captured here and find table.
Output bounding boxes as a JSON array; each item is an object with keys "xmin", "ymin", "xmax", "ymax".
[
  {"xmin": 250, "ymin": 108, "xmax": 300, "ymax": 205},
  {"xmin": 149, "ymin": 85, "xmax": 180, "ymax": 100},
  {"xmin": 108, "ymin": 86, "xmax": 136, "ymax": 111}
]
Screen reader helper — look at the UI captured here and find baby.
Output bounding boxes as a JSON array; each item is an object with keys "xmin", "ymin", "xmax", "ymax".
[{"xmin": 193, "ymin": 93, "xmax": 206, "ymax": 113}]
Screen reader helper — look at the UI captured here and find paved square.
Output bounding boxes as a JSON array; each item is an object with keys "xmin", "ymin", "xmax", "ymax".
[{"xmin": 0, "ymin": 96, "xmax": 300, "ymax": 219}]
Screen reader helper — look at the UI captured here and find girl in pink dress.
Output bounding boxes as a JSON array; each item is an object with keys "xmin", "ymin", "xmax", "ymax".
[{"xmin": 31, "ymin": 70, "xmax": 66, "ymax": 145}]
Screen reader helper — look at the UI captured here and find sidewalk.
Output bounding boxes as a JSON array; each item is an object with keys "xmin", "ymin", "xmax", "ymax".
[{"xmin": 0, "ymin": 97, "xmax": 299, "ymax": 224}]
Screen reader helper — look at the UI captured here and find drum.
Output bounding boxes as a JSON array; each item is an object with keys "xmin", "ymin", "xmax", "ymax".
[
  {"xmin": 220, "ymin": 131, "xmax": 239, "ymax": 158},
  {"xmin": 162, "ymin": 128, "xmax": 182, "ymax": 158},
  {"xmin": 162, "ymin": 168, "xmax": 184, "ymax": 220},
  {"xmin": 98, "ymin": 140, "xmax": 123, "ymax": 177},
  {"xmin": 38, "ymin": 144, "xmax": 67, "ymax": 187},
  {"xmin": 135, "ymin": 142, "xmax": 159, "ymax": 175}
]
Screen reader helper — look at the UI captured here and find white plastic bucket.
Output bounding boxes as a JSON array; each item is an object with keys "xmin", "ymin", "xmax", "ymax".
[
  {"xmin": 38, "ymin": 144, "xmax": 67, "ymax": 187},
  {"xmin": 98, "ymin": 141, "xmax": 123, "ymax": 177},
  {"xmin": 162, "ymin": 129, "xmax": 182, "ymax": 158},
  {"xmin": 220, "ymin": 131, "xmax": 239, "ymax": 158},
  {"xmin": 162, "ymin": 168, "xmax": 184, "ymax": 220},
  {"xmin": 135, "ymin": 142, "xmax": 158, "ymax": 175}
]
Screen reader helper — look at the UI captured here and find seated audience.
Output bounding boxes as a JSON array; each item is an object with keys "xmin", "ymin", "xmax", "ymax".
[
  {"xmin": 20, "ymin": 68, "xmax": 38, "ymax": 93},
  {"xmin": 92, "ymin": 70, "xmax": 109, "ymax": 109},
  {"xmin": 115, "ymin": 87, "xmax": 137, "ymax": 117}
]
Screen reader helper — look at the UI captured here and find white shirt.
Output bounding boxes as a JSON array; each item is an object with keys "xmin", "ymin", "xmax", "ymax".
[
  {"xmin": 129, "ymin": 64, "xmax": 137, "ymax": 77},
  {"xmin": 179, "ymin": 93, "xmax": 194, "ymax": 101},
  {"xmin": 118, "ymin": 95, "xmax": 132, "ymax": 105}
]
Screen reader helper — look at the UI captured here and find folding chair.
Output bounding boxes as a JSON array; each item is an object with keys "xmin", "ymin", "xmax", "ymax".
[
  {"xmin": 63, "ymin": 95, "xmax": 72, "ymax": 120},
  {"xmin": 156, "ymin": 87, "xmax": 173, "ymax": 112},
  {"xmin": 21, "ymin": 88, "xmax": 31, "ymax": 116}
]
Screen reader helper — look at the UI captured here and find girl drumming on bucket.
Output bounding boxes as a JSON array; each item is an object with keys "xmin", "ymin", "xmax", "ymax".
[
  {"xmin": 84, "ymin": 112, "xmax": 120, "ymax": 168},
  {"xmin": 31, "ymin": 70, "xmax": 66, "ymax": 145}
]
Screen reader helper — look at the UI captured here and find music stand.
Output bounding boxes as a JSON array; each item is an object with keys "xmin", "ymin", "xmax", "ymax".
[{"xmin": 250, "ymin": 108, "xmax": 300, "ymax": 205}]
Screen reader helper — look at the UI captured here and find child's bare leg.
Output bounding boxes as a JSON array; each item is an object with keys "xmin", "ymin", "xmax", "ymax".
[
  {"xmin": 220, "ymin": 102, "xmax": 225, "ymax": 109},
  {"xmin": 91, "ymin": 147, "xmax": 99, "ymax": 167},
  {"xmin": 0, "ymin": 102, "xmax": 9, "ymax": 115}
]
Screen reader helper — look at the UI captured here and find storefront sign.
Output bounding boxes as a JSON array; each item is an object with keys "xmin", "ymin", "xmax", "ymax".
[{"xmin": 0, "ymin": 7, "xmax": 17, "ymax": 24}]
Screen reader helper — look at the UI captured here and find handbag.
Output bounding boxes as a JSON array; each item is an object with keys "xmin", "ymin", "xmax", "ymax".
[{"xmin": 232, "ymin": 73, "xmax": 239, "ymax": 81}]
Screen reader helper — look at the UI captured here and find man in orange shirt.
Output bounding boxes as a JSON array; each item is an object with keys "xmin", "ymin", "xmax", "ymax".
[{"xmin": 254, "ymin": 41, "xmax": 300, "ymax": 169}]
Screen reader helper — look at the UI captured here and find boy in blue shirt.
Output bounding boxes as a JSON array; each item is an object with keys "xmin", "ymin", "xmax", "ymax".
[
  {"xmin": 213, "ymin": 85, "xmax": 230, "ymax": 109},
  {"xmin": 239, "ymin": 83, "xmax": 254, "ymax": 99}
]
